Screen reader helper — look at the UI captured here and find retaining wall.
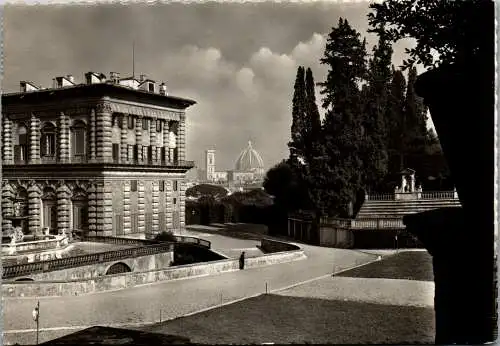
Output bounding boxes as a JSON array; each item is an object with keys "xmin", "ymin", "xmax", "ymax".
[
  {"xmin": 3, "ymin": 240, "xmax": 306, "ymax": 298},
  {"xmin": 261, "ymin": 238, "xmax": 300, "ymax": 253}
]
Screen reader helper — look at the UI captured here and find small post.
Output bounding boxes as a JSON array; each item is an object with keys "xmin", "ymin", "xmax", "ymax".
[
  {"xmin": 220, "ymin": 292, "xmax": 223, "ymax": 306},
  {"xmin": 32, "ymin": 300, "xmax": 40, "ymax": 345},
  {"xmin": 265, "ymin": 282, "xmax": 268, "ymax": 294},
  {"xmin": 160, "ymin": 309, "xmax": 162, "ymax": 323}
]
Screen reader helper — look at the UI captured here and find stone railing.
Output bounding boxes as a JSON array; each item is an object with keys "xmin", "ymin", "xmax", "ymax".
[
  {"xmin": 2, "ymin": 243, "xmax": 173, "ymax": 279},
  {"xmin": 320, "ymin": 217, "xmax": 405, "ymax": 230},
  {"xmin": 82, "ymin": 235, "xmax": 211, "ymax": 249},
  {"xmin": 1, "ymin": 235, "xmax": 69, "ymax": 255},
  {"xmin": 367, "ymin": 190, "xmax": 457, "ymax": 201}
]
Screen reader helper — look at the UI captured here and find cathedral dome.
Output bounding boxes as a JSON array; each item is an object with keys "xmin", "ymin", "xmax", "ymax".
[{"xmin": 235, "ymin": 141, "xmax": 264, "ymax": 172}]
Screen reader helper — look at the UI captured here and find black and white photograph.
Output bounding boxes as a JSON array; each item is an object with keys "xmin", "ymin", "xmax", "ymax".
[{"xmin": 0, "ymin": 0, "xmax": 497, "ymax": 345}]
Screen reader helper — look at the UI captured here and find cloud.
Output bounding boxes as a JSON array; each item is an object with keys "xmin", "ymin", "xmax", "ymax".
[{"xmin": 3, "ymin": 3, "xmax": 421, "ymax": 174}]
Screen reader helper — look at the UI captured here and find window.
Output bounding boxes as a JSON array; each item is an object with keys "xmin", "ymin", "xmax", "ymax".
[
  {"xmin": 128, "ymin": 145, "xmax": 133, "ymax": 161},
  {"xmin": 134, "ymin": 145, "xmax": 140, "ymax": 161},
  {"xmin": 159, "ymin": 181, "xmax": 165, "ymax": 192},
  {"xmin": 71, "ymin": 121, "xmax": 86, "ymax": 157},
  {"xmin": 173, "ymin": 180, "xmax": 178, "ymax": 191},
  {"xmin": 173, "ymin": 198, "xmax": 177, "ymax": 205},
  {"xmin": 156, "ymin": 120, "xmax": 162, "ymax": 132},
  {"xmin": 142, "ymin": 118, "xmax": 149, "ymax": 130},
  {"xmin": 148, "ymin": 83, "xmax": 155, "ymax": 92},
  {"xmin": 112, "ymin": 143, "xmax": 120, "ymax": 162},
  {"xmin": 40, "ymin": 123, "xmax": 56, "ymax": 157},
  {"xmin": 118, "ymin": 116, "xmax": 124, "ymax": 129},
  {"xmin": 131, "ymin": 180, "xmax": 138, "ymax": 192},
  {"xmin": 14, "ymin": 125, "xmax": 28, "ymax": 162},
  {"xmin": 128, "ymin": 116, "xmax": 135, "ymax": 129}
]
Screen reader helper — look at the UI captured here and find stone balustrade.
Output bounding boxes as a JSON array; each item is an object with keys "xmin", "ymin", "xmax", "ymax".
[{"xmin": 366, "ymin": 190, "xmax": 457, "ymax": 201}]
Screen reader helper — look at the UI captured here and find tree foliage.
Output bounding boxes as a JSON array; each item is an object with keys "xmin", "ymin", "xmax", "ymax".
[
  {"xmin": 289, "ymin": 66, "xmax": 307, "ymax": 162},
  {"xmin": 360, "ymin": 31, "xmax": 392, "ymax": 191},
  {"xmin": 368, "ymin": 0, "xmax": 493, "ymax": 69},
  {"xmin": 318, "ymin": 18, "xmax": 367, "ymax": 217}
]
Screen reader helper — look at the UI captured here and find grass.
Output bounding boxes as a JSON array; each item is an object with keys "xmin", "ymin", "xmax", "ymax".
[
  {"xmin": 337, "ymin": 251, "xmax": 434, "ymax": 281},
  {"xmin": 143, "ymin": 294, "xmax": 435, "ymax": 344}
]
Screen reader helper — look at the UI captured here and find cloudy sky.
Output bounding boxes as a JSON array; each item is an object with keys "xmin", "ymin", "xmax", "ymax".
[{"xmin": 3, "ymin": 2, "xmax": 420, "ymax": 175}]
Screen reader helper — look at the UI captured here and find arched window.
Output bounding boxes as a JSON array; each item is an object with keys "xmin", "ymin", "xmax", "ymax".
[
  {"xmin": 14, "ymin": 124, "xmax": 28, "ymax": 163},
  {"xmin": 42, "ymin": 187, "xmax": 57, "ymax": 233},
  {"xmin": 72, "ymin": 189, "xmax": 88, "ymax": 231},
  {"xmin": 71, "ymin": 121, "xmax": 87, "ymax": 160},
  {"xmin": 40, "ymin": 123, "xmax": 56, "ymax": 158}
]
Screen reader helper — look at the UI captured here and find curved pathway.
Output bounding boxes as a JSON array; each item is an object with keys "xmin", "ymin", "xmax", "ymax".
[{"xmin": 2, "ymin": 228, "xmax": 378, "ymax": 345}]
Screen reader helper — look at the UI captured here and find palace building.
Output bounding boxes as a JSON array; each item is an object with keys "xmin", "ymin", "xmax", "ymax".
[{"xmin": 2, "ymin": 72, "xmax": 196, "ymax": 238}]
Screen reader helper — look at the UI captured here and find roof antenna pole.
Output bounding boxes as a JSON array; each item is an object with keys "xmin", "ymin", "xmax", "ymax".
[{"xmin": 132, "ymin": 40, "xmax": 135, "ymax": 79}]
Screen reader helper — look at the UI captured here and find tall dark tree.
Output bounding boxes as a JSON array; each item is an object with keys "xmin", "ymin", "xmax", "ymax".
[
  {"xmin": 288, "ymin": 66, "xmax": 306, "ymax": 163},
  {"xmin": 302, "ymin": 67, "xmax": 323, "ymax": 213},
  {"xmin": 385, "ymin": 69, "xmax": 407, "ymax": 177},
  {"xmin": 318, "ymin": 18, "xmax": 368, "ymax": 217},
  {"xmin": 403, "ymin": 66, "xmax": 430, "ymax": 181},
  {"xmin": 360, "ymin": 31, "xmax": 392, "ymax": 192}
]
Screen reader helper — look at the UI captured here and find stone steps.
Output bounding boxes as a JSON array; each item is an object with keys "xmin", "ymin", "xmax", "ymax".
[{"xmin": 357, "ymin": 199, "xmax": 461, "ymax": 219}]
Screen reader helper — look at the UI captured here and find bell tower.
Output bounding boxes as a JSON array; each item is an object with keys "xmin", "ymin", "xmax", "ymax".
[{"xmin": 205, "ymin": 149, "xmax": 216, "ymax": 181}]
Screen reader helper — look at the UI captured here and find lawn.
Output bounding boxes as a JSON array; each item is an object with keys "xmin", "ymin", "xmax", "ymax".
[
  {"xmin": 143, "ymin": 294, "xmax": 435, "ymax": 344},
  {"xmin": 337, "ymin": 250, "xmax": 434, "ymax": 281}
]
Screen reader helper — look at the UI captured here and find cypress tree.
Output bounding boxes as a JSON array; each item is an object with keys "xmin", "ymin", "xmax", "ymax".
[
  {"xmin": 361, "ymin": 30, "xmax": 392, "ymax": 192},
  {"xmin": 319, "ymin": 18, "xmax": 368, "ymax": 217},
  {"xmin": 386, "ymin": 69, "xmax": 407, "ymax": 177},
  {"xmin": 288, "ymin": 66, "xmax": 306, "ymax": 164}
]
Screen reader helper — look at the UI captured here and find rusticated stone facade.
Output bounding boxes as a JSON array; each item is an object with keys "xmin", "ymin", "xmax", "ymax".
[{"xmin": 2, "ymin": 80, "xmax": 196, "ymax": 238}]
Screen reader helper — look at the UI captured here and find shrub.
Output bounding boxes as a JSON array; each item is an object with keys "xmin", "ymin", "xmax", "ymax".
[{"xmin": 155, "ymin": 231, "xmax": 177, "ymax": 242}]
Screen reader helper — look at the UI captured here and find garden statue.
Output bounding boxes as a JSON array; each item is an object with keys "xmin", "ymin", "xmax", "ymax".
[
  {"xmin": 14, "ymin": 226, "xmax": 24, "ymax": 242},
  {"xmin": 14, "ymin": 201, "xmax": 22, "ymax": 217}
]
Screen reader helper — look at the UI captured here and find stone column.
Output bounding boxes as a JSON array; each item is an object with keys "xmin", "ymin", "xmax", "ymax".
[
  {"xmin": 179, "ymin": 179, "xmax": 186, "ymax": 230},
  {"xmin": 123, "ymin": 181, "xmax": 131, "ymax": 234},
  {"xmin": 151, "ymin": 181, "xmax": 160, "ymax": 236},
  {"xmin": 135, "ymin": 116, "xmax": 143, "ymax": 164},
  {"xmin": 150, "ymin": 118, "xmax": 157, "ymax": 164},
  {"xmin": 56, "ymin": 182, "xmax": 71, "ymax": 234},
  {"xmin": 95, "ymin": 103, "xmax": 113, "ymax": 163},
  {"xmin": 28, "ymin": 113, "xmax": 40, "ymax": 164},
  {"xmin": 89, "ymin": 109, "xmax": 97, "ymax": 162},
  {"xmin": 94, "ymin": 181, "xmax": 113, "ymax": 236},
  {"xmin": 2, "ymin": 182, "xmax": 15, "ymax": 231},
  {"xmin": 166, "ymin": 180, "xmax": 173, "ymax": 229},
  {"xmin": 102, "ymin": 181, "xmax": 113, "ymax": 236},
  {"xmin": 27, "ymin": 182, "xmax": 42, "ymax": 236},
  {"xmin": 120, "ymin": 115, "xmax": 129, "ymax": 163},
  {"xmin": 3, "ymin": 116, "xmax": 14, "ymax": 164},
  {"xmin": 137, "ymin": 181, "xmax": 145, "ymax": 234},
  {"xmin": 163, "ymin": 120, "xmax": 170, "ymax": 163},
  {"xmin": 87, "ymin": 182, "xmax": 97, "ymax": 236},
  {"xmin": 57, "ymin": 112, "xmax": 70, "ymax": 163},
  {"xmin": 177, "ymin": 115, "xmax": 186, "ymax": 163}
]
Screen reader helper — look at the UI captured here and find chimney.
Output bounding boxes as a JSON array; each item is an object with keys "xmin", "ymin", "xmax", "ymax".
[
  {"xmin": 67, "ymin": 75, "xmax": 74, "ymax": 84},
  {"xmin": 159, "ymin": 83, "xmax": 168, "ymax": 96},
  {"xmin": 109, "ymin": 72, "xmax": 120, "ymax": 83},
  {"xmin": 20, "ymin": 82, "xmax": 27, "ymax": 92},
  {"xmin": 139, "ymin": 74, "xmax": 147, "ymax": 82},
  {"xmin": 53, "ymin": 77, "xmax": 63, "ymax": 88}
]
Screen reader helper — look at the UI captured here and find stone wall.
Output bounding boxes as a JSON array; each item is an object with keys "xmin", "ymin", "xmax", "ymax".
[
  {"xmin": 3, "ymin": 246, "xmax": 306, "ymax": 297},
  {"xmin": 11, "ymin": 251, "xmax": 173, "ymax": 281},
  {"xmin": 260, "ymin": 238, "xmax": 301, "ymax": 253}
]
